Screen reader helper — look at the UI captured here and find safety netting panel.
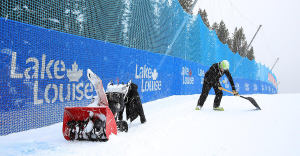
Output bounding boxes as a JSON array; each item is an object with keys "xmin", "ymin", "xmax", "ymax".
[
  {"xmin": 0, "ymin": 0, "xmax": 183, "ymax": 55},
  {"xmin": 0, "ymin": 0, "xmax": 277, "ymax": 84},
  {"xmin": 0, "ymin": 0, "xmax": 278, "ymax": 136}
]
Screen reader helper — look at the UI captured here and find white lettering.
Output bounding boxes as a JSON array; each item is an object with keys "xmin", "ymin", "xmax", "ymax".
[
  {"xmin": 54, "ymin": 60, "xmax": 65, "ymax": 79},
  {"xmin": 135, "ymin": 65, "xmax": 140, "ymax": 79},
  {"xmin": 41, "ymin": 54, "xmax": 46, "ymax": 79},
  {"xmin": 143, "ymin": 65, "xmax": 148, "ymax": 78},
  {"xmin": 24, "ymin": 57, "xmax": 39, "ymax": 79},
  {"xmin": 76, "ymin": 83, "xmax": 84, "ymax": 100},
  {"xmin": 254, "ymin": 84, "xmax": 258, "ymax": 91},
  {"xmin": 198, "ymin": 68, "xmax": 205, "ymax": 76},
  {"xmin": 34, "ymin": 81, "xmax": 43, "ymax": 105},
  {"xmin": 66, "ymin": 84, "xmax": 71, "ymax": 101},
  {"xmin": 182, "ymin": 66, "xmax": 194, "ymax": 85},
  {"xmin": 136, "ymin": 64, "xmax": 155, "ymax": 79},
  {"xmin": 183, "ymin": 76, "xmax": 194, "ymax": 84},
  {"xmin": 45, "ymin": 84, "xmax": 51, "ymax": 103},
  {"xmin": 225, "ymin": 84, "xmax": 229, "ymax": 88},
  {"xmin": 10, "ymin": 52, "xmax": 23, "ymax": 78},
  {"xmin": 148, "ymin": 68, "xmax": 152, "ymax": 79},
  {"xmin": 45, "ymin": 84, "xmax": 58, "ymax": 103},
  {"xmin": 245, "ymin": 83, "xmax": 250, "ymax": 91},
  {"xmin": 72, "ymin": 83, "xmax": 76, "ymax": 101},
  {"xmin": 46, "ymin": 60, "xmax": 54, "ymax": 79},
  {"xmin": 9, "ymin": 52, "xmax": 89, "ymax": 104},
  {"xmin": 59, "ymin": 84, "xmax": 64, "ymax": 102},
  {"xmin": 136, "ymin": 64, "xmax": 162, "ymax": 92},
  {"xmin": 141, "ymin": 79, "xmax": 161, "ymax": 92},
  {"xmin": 84, "ymin": 83, "xmax": 93, "ymax": 99},
  {"xmin": 181, "ymin": 67, "xmax": 189, "ymax": 76}
]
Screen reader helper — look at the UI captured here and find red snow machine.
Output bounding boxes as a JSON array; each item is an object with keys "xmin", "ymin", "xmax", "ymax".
[
  {"xmin": 62, "ymin": 106, "xmax": 116, "ymax": 141},
  {"xmin": 62, "ymin": 69, "xmax": 129, "ymax": 141}
]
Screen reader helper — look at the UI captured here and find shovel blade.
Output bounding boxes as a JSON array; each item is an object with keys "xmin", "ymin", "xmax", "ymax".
[{"xmin": 241, "ymin": 96, "xmax": 261, "ymax": 110}]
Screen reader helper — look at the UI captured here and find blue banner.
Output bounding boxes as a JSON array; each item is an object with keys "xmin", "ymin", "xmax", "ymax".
[{"xmin": 0, "ymin": 18, "xmax": 277, "ymax": 135}]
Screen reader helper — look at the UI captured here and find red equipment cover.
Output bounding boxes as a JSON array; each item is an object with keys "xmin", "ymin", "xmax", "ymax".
[{"xmin": 62, "ymin": 106, "xmax": 117, "ymax": 140}]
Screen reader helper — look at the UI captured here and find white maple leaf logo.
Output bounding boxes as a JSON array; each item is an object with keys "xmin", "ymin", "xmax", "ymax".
[
  {"xmin": 152, "ymin": 69, "xmax": 158, "ymax": 80},
  {"xmin": 66, "ymin": 61, "xmax": 83, "ymax": 82}
]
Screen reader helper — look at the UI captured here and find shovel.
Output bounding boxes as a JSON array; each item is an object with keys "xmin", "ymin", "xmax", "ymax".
[{"xmin": 219, "ymin": 87, "xmax": 261, "ymax": 110}]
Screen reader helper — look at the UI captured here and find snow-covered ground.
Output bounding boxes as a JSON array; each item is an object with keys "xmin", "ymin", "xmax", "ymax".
[{"xmin": 1, "ymin": 94, "xmax": 300, "ymax": 156}]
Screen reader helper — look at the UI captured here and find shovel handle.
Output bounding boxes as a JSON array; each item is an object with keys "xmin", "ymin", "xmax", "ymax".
[{"xmin": 219, "ymin": 87, "xmax": 240, "ymax": 97}]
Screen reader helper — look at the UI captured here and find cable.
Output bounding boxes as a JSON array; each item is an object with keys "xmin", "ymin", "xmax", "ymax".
[
  {"xmin": 227, "ymin": 0, "xmax": 258, "ymax": 27},
  {"xmin": 261, "ymin": 27, "xmax": 274, "ymax": 58},
  {"xmin": 218, "ymin": 0, "xmax": 223, "ymax": 20},
  {"xmin": 209, "ymin": 0, "xmax": 214, "ymax": 23}
]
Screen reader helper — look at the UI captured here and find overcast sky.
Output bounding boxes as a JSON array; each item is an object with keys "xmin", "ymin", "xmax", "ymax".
[{"xmin": 192, "ymin": 0, "xmax": 300, "ymax": 93}]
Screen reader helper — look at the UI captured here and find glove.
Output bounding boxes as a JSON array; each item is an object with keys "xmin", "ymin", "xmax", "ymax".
[{"xmin": 232, "ymin": 90, "xmax": 239, "ymax": 96}]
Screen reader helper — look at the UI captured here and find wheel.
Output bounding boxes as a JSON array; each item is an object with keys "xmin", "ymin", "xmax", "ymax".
[
  {"xmin": 117, "ymin": 121, "xmax": 128, "ymax": 132},
  {"xmin": 122, "ymin": 121, "xmax": 128, "ymax": 133}
]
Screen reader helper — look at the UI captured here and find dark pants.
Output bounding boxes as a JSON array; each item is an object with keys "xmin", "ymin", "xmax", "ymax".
[{"xmin": 197, "ymin": 78, "xmax": 223, "ymax": 108}]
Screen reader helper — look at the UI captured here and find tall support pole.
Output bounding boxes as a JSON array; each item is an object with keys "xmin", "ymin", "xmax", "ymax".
[
  {"xmin": 271, "ymin": 58, "xmax": 280, "ymax": 92},
  {"xmin": 264, "ymin": 58, "xmax": 279, "ymax": 83},
  {"xmin": 271, "ymin": 58, "xmax": 279, "ymax": 72},
  {"xmin": 247, "ymin": 25, "xmax": 262, "ymax": 50}
]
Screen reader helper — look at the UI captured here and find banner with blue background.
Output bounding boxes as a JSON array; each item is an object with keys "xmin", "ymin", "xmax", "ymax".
[{"xmin": 0, "ymin": 18, "xmax": 277, "ymax": 135}]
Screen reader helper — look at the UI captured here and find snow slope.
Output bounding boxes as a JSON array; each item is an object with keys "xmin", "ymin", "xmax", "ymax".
[{"xmin": 1, "ymin": 94, "xmax": 300, "ymax": 156}]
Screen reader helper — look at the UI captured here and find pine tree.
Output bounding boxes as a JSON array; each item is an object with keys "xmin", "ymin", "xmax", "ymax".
[
  {"xmin": 196, "ymin": 7, "xmax": 255, "ymax": 61},
  {"xmin": 178, "ymin": 0, "xmax": 194, "ymax": 13},
  {"xmin": 217, "ymin": 20, "xmax": 229, "ymax": 44},
  {"xmin": 198, "ymin": 8, "xmax": 210, "ymax": 29},
  {"xmin": 211, "ymin": 22, "xmax": 218, "ymax": 31},
  {"xmin": 231, "ymin": 27, "xmax": 238, "ymax": 54},
  {"xmin": 227, "ymin": 36, "xmax": 233, "ymax": 51},
  {"xmin": 247, "ymin": 46, "xmax": 255, "ymax": 60},
  {"xmin": 211, "ymin": 22, "xmax": 219, "ymax": 30},
  {"xmin": 239, "ymin": 41, "xmax": 248, "ymax": 57},
  {"xmin": 232, "ymin": 27, "xmax": 246, "ymax": 54}
]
